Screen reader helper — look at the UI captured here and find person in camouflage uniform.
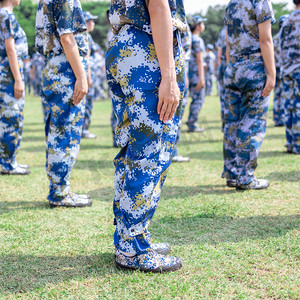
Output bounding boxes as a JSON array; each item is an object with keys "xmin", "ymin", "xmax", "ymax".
[
  {"xmin": 273, "ymin": 15, "xmax": 289, "ymax": 127},
  {"xmin": 186, "ymin": 15, "xmax": 206, "ymax": 133},
  {"xmin": 223, "ymin": 0, "xmax": 276, "ymax": 190},
  {"xmin": 279, "ymin": 0, "xmax": 300, "ymax": 154},
  {"xmin": 35, "ymin": 0, "xmax": 92, "ymax": 207},
  {"xmin": 216, "ymin": 26, "xmax": 227, "ymax": 131},
  {"xmin": 82, "ymin": 11, "xmax": 98, "ymax": 139},
  {"xmin": 0, "ymin": 0, "xmax": 30, "ymax": 175},
  {"xmin": 205, "ymin": 44, "xmax": 216, "ymax": 96},
  {"xmin": 172, "ymin": 20, "xmax": 191, "ymax": 163},
  {"xmin": 106, "ymin": 0, "xmax": 186, "ymax": 272},
  {"xmin": 31, "ymin": 52, "xmax": 44, "ymax": 97}
]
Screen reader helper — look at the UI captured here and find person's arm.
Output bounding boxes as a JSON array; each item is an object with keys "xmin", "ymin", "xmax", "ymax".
[
  {"xmin": 60, "ymin": 33, "xmax": 88, "ymax": 105},
  {"xmin": 196, "ymin": 50, "xmax": 205, "ymax": 91},
  {"xmin": 217, "ymin": 47, "xmax": 222, "ymax": 67},
  {"xmin": 259, "ymin": 19, "xmax": 276, "ymax": 98},
  {"xmin": 226, "ymin": 29, "xmax": 230, "ymax": 64},
  {"xmin": 5, "ymin": 37, "xmax": 24, "ymax": 99},
  {"xmin": 148, "ymin": 0, "xmax": 180, "ymax": 123},
  {"xmin": 86, "ymin": 48, "xmax": 92, "ymax": 88}
]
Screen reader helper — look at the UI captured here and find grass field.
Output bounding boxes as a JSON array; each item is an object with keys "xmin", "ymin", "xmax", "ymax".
[{"xmin": 0, "ymin": 91, "xmax": 299, "ymax": 299}]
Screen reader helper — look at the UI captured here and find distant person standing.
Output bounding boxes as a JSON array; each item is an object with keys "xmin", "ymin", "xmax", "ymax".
[
  {"xmin": 35, "ymin": 0, "xmax": 92, "ymax": 207},
  {"xmin": 186, "ymin": 15, "xmax": 206, "ymax": 133},
  {"xmin": 0, "ymin": 0, "xmax": 30, "ymax": 175},
  {"xmin": 273, "ymin": 15, "xmax": 288, "ymax": 127},
  {"xmin": 223, "ymin": 0, "xmax": 276, "ymax": 190},
  {"xmin": 279, "ymin": 0, "xmax": 300, "ymax": 155},
  {"xmin": 205, "ymin": 43, "xmax": 216, "ymax": 96}
]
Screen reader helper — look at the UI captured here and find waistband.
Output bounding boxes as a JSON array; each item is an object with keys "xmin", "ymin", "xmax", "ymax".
[{"xmin": 229, "ymin": 53, "xmax": 262, "ymax": 64}]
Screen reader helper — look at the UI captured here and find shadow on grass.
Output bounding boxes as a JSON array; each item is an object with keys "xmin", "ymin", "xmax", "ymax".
[
  {"xmin": 79, "ymin": 143, "xmax": 116, "ymax": 150},
  {"xmin": 0, "ymin": 253, "xmax": 116, "ymax": 294},
  {"xmin": 76, "ymin": 159, "xmax": 114, "ymax": 170},
  {"xmin": 88, "ymin": 184, "xmax": 236, "ymax": 202},
  {"xmin": 267, "ymin": 171, "xmax": 300, "ymax": 182},
  {"xmin": 0, "ymin": 201, "xmax": 47, "ymax": 215},
  {"xmin": 187, "ymin": 151, "xmax": 223, "ymax": 161},
  {"xmin": 151, "ymin": 214, "xmax": 300, "ymax": 245}
]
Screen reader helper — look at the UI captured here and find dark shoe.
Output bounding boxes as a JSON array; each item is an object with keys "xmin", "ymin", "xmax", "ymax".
[
  {"xmin": 226, "ymin": 179, "xmax": 236, "ymax": 188},
  {"xmin": 172, "ymin": 155, "xmax": 190, "ymax": 163},
  {"xmin": 236, "ymin": 179, "xmax": 269, "ymax": 190},
  {"xmin": 150, "ymin": 242, "xmax": 170, "ymax": 255},
  {"xmin": 274, "ymin": 123, "xmax": 284, "ymax": 127},
  {"xmin": 115, "ymin": 249, "xmax": 182, "ymax": 273},
  {"xmin": 82, "ymin": 130, "xmax": 97, "ymax": 139},
  {"xmin": 1, "ymin": 165, "xmax": 31, "ymax": 175},
  {"xmin": 49, "ymin": 192, "xmax": 92, "ymax": 208},
  {"xmin": 187, "ymin": 126, "xmax": 205, "ymax": 133}
]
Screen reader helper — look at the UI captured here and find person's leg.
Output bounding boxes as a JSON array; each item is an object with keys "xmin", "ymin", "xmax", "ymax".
[
  {"xmin": 0, "ymin": 58, "xmax": 27, "ymax": 173},
  {"xmin": 235, "ymin": 58, "xmax": 270, "ymax": 186},
  {"xmin": 273, "ymin": 68, "xmax": 283, "ymax": 126},
  {"xmin": 187, "ymin": 85, "xmax": 205, "ymax": 131},
  {"xmin": 282, "ymin": 75, "xmax": 294, "ymax": 153},
  {"xmin": 291, "ymin": 72, "xmax": 300, "ymax": 154},
  {"xmin": 42, "ymin": 54, "xmax": 89, "ymax": 202},
  {"xmin": 106, "ymin": 26, "xmax": 184, "ymax": 256}
]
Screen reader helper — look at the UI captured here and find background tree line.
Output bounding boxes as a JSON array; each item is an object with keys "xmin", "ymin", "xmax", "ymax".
[{"xmin": 14, "ymin": 1, "xmax": 291, "ymax": 56}]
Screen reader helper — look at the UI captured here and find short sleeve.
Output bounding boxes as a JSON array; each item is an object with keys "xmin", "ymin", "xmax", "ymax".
[
  {"xmin": 0, "ymin": 11, "xmax": 14, "ymax": 40},
  {"xmin": 255, "ymin": 0, "xmax": 275, "ymax": 25},
  {"xmin": 54, "ymin": 0, "xmax": 86, "ymax": 37},
  {"xmin": 193, "ymin": 36, "xmax": 203, "ymax": 53}
]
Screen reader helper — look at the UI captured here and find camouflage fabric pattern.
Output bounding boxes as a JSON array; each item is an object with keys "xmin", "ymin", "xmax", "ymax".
[
  {"xmin": 0, "ymin": 9, "xmax": 28, "ymax": 171},
  {"xmin": 273, "ymin": 33, "xmax": 284, "ymax": 126},
  {"xmin": 187, "ymin": 34, "xmax": 205, "ymax": 130},
  {"xmin": 205, "ymin": 51, "xmax": 215, "ymax": 96},
  {"xmin": 36, "ymin": 0, "xmax": 88, "ymax": 201},
  {"xmin": 279, "ymin": 10, "xmax": 300, "ymax": 77},
  {"xmin": 216, "ymin": 26, "xmax": 227, "ymax": 128},
  {"xmin": 106, "ymin": 25, "xmax": 185, "ymax": 255},
  {"xmin": 223, "ymin": 56, "xmax": 270, "ymax": 184},
  {"xmin": 35, "ymin": 0, "xmax": 88, "ymax": 57},
  {"xmin": 109, "ymin": 0, "xmax": 187, "ymax": 35},
  {"xmin": 281, "ymin": 72, "xmax": 300, "ymax": 154},
  {"xmin": 225, "ymin": 0, "xmax": 275, "ymax": 58}
]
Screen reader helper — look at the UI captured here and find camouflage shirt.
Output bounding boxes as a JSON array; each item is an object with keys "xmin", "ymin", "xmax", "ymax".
[
  {"xmin": 0, "ymin": 8, "xmax": 28, "ymax": 58},
  {"xmin": 35, "ymin": 0, "xmax": 88, "ymax": 57},
  {"xmin": 216, "ymin": 26, "xmax": 226, "ymax": 62},
  {"xmin": 273, "ymin": 32, "xmax": 281, "ymax": 68},
  {"xmin": 225, "ymin": 0, "xmax": 275, "ymax": 58},
  {"xmin": 181, "ymin": 23, "xmax": 192, "ymax": 61},
  {"xmin": 279, "ymin": 10, "xmax": 300, "ymax": 76},
  {"xmin": 109, "ymin": 0, "xmax": 187, "ymax": 35}
]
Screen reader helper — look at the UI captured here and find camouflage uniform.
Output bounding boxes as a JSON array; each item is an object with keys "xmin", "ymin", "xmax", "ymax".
[
  {"xmin": 35, "ymin": 0, "xmax": 88, "ymax": 202},
  {"xmin": 106, "ymin": 0, "xmax": 186, "ymax": 256},
  {"xmin": 223, "ymin": 0, "xmax": 275, "ymax": 185},
  {"xmin": 187, "ymin": 32, "xmax": 206, "ymax": 131},
  {"xmin": 205, "ymin": 45, "xmax": 216, "ymax": 96},
  {"xmin": 0, "ymin": 8, "xmax": 28, "ymax": 171},
  {"xmin": 31, "ymin": 52, "xmax": 44, "ymax": 97},
  {"xmin": 83, "ymin": 33, "xmax": 97, "ymax": 133},
  {"xmin": 216, "ymin": 26, "xmax": 227, "ymax": 129},
  {"xmin": 279, "ymin": 10, "xmax": 300, "ymax": 154},
  {"xmin": 273, "ymin": 32, "xmax": 285, "ymax": 126}
]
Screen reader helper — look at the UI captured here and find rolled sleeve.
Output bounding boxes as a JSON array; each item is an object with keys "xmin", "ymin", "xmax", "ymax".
[{"xmin": 1, "ymin": 12, "xmax": 14, "ymax": 40}]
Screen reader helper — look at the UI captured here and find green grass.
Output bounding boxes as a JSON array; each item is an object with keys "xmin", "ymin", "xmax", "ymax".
[{"xmin": 0, "ymin": 90, "xmax": 299, "ymax": 299}]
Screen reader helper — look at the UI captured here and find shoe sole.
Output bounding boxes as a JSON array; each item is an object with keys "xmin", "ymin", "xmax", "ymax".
[
  {"xmin": 236, "ymin": 184, "xmax": 269, "ymax": 190},
  {"xmin": 115, "ymin": 260, "xmax": 182, "ymax": 273},
  {"xmin": 226, "ymin": 182, "xmax": 236, "ymax": 188},
  {"xmin": 49, "ymin": 200, "xmax": 92, "ymax": 208}
]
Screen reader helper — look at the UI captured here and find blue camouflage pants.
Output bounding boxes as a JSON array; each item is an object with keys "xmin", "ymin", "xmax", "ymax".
[
  {"xmin": 273, "ymin": 67, "xmax": 285, "ymax": 126},
  {"xmin": 83, "ymin": 94, "xmax": 94, "ymax": 131},
  {"xmin": 187, "ymin": 72, "xmax": 205, "ymax": 130},
  {"xmin": 218, "ymin": 61, "xmax": 227, "ymax": 130},
  {"xmin": 282, "ymin": 71, "xmax": 300, "ymax": 154},
  {"xmin": 223, "ymin": 56, "xmax": 269, "ymax": 185},
  {"xmin": 0, "ymin": 57, "xmax": 25, "ymax": 171},
  {"xmin": 205, "ymin": 71, "xmax": 213, "ymax": 96},
  {"xmin": 106, "ymin": 25, "xmax": 185, "ymax": 255},
  {"xmin": 41, "ymin": 53, "xmax": 86, "ymax": 202}
]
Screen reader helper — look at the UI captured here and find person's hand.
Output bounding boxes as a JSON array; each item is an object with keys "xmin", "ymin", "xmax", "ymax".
[
  {"xmin": 14, "ymin": 79, "xmax": 24, "ymax": 99},
  {"xmin": 157, "ymin": 77, "xmax": 180, "ymax": 123},
  {"xmin": 262, "ymin": 74, "xmax": 275, "ymax": 98},
  {"xmin": 73, "ymin": 76, "xmax": 88, "ymax": 105},
  {"xmin": 196, "ymin": 79, "xmax": 205, "ymax": 91}
]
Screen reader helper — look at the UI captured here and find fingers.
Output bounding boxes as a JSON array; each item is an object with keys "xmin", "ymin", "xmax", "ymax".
[
  {"xmin": 73, "ymin": 88, "xmax": 86, "ymax": 105},
  {"xmin": 158, "ymin": 97, "xmax": 179, "ymax": 123}
]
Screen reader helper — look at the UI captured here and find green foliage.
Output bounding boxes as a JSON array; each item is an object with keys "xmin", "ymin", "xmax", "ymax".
[
  {"xmin": 272, "ymin": 2, "xmax": 292, "ymax": 36},
  {"xmin": 14, "ymin": 0, "xmax": 37, "ymax": 56}
]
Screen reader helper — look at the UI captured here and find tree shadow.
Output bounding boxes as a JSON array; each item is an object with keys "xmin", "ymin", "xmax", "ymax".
[
  {"xmin": 22, "ymin": 145, "xmax": 45, "ymax": 153},
  {"xmin": 259, "ymin": 151, "xmax": 289, "ymax": 158},
  {"xmin": 0, "ymin": 201, "xmax": 48, "ymax": 215},
  {"xmin": 79, "ymin": 144, "xmax": 116, "ymax": 150},
  {"xmin": 0, "ymin": 253, "xmax": 115, "ymax": 294},
  {"xmin": 151, "ymin": 214, "xmax": 300, "ymax": 245},
  {"xmin": 267, "ymin": 171, "xmax": 300, "ymax": 182},
  {"xmin": 22, "ymin": 136, "xmax": 45, "ymax": 142},
  {"xmin": 76, "ymin": 159, "xmax": 114, "ymax": 170},
  {"xmin": 187, "ymin": 151, "xmax": 223, "ymax": 161},
  {"xmin": 265, "ymin": 133, "xmax": 285, "ymax": 140}
]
